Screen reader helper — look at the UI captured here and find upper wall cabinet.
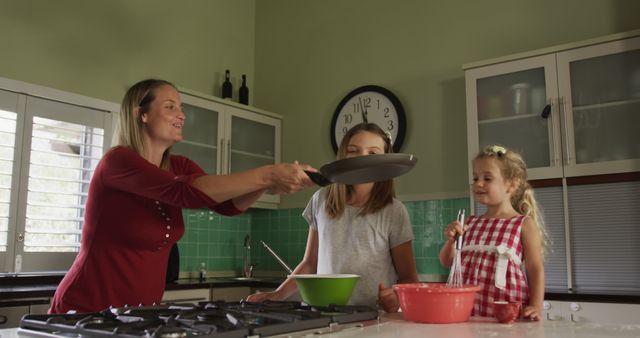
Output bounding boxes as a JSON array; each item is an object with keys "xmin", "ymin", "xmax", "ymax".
[
  {"xmin": 173, "ymin": 90, "xmax": 281, "ymax": 207},
  {"xmin": 464, "ymin": 32, "xmax": 640, "ymax": 180}
]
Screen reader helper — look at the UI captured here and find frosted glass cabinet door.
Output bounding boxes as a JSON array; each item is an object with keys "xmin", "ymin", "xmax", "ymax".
[
  {"xmin": 466, "ymin": 54, "xmax": 562, "ymax": 179},
  {"xmin": 228, "ymin": 112, "xmax": 278, "ymax": 173},
  {"xmin": 557, "ymin": 37, "xmax": 640, "ymax": 175},
  {"xmin": 476, "ymin": 68, "xmax": 552, "ymax": 168},
  {"xmin": 172, "ymin": 101, "xmax": 222, "ymax": 174},
  {"xmin": 226, "ymin": 109, "xmax": 280, "ymax": 204}
]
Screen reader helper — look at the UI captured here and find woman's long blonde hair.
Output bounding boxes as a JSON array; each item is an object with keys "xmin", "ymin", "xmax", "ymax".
[
  {"xmin": 114, "ymin": 79, "xmax": 175, "ymax": 170},
  {"xmin": 325, "ymin": 123, "xmax": 395, "ymax": 218},
  {"xmin": 475, "ymin": 145, "xmax": 550, "ymax": 257}
]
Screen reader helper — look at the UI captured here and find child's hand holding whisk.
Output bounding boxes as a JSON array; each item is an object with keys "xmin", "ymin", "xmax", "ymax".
[{"xmin": 444, "ymin": 218, "xmax": 469, "ymax": 244}]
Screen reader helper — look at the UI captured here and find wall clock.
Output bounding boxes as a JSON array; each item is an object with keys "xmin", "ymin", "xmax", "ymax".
[{"xmin": 330, "ymin": 85, "xmax": 406, "ymax": 153}]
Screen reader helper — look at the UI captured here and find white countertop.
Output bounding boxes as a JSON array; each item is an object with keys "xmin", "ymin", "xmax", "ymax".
[
  {"xmin": 2, "ymin": 313, "xmax": 640, "ymax": 338},
  {"xmin": 333, "ymin": 313, "xmax": 640, "ymax": 338}
]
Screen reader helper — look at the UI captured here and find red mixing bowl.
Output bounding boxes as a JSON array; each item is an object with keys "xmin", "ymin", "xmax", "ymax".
[{"xmin": 393, "ymin": 283, "xmax": 481, "ymax": 323}]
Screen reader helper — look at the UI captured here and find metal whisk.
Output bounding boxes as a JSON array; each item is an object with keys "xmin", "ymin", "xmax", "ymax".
[{"xmin": 446, "ymin": 209, "xmax": 465, "ymax": 288}]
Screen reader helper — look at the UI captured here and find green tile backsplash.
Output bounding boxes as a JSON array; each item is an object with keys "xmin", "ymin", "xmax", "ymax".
[
  {"xmin": 178, "ymin": 197, "xmax": 470, "ymax": 278},
  {"xmin": 179, "ymin": 209, "xmax": 251, "ymax": 273}
]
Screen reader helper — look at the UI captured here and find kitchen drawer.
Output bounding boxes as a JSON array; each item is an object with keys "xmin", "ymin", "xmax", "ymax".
[
  {"xmin": 29, "ymin": 303, "xmax": 51, "ymax": 315},
  {"xmin": 0, "ymin": 305, "xmax": 29, "ymax": 329},
  {"xmin": 162, "ymin": 289, "xmax": 209, "ymax": 303},
  {"xmin": 250, "ymin": 287, "xmax": 275, "ymax": 294},
  {"xmin": 211, "ymin": 287, "xmax": 250, "ymax": 302}
]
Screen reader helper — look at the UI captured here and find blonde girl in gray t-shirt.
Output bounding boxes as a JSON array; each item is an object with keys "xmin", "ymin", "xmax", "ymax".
[{"xmin": 247, "ymin": 123, "xmax": 418, "ymax": 312}]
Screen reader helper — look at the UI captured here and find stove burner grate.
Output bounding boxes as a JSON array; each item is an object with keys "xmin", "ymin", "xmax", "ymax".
[{"xmin": 19, "ymin": 301, "xmax": 378, "ymax": 338}]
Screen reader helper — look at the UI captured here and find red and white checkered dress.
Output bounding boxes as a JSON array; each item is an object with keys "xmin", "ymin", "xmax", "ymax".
[{"xmin": 460, "ymin": 215, "xmax": 529, "ymax": 317}]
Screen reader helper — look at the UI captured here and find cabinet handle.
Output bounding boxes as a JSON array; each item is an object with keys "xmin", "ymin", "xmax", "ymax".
[
  {"xmin": 227, "ymin": 140, "xmax": 231, "ymax": 174},
  {"xmin": 560, "ymin": 96, "xmax": 572, "ymax": 165},
  {"xmin": 219, "ymin": 139, "xmax": 225, "ymax": 174},
  {"xmin": 547, "ymin": 100, "xmax": 559, "ymax": 167},
  {"xmin": 541, "ymin": 104, "xmax": 551, "ymax": 119}
]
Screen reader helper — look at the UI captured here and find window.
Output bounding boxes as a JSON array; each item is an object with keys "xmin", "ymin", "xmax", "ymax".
[
  {"xmin": 0, "ymin": 106, "xmax": 17, "ymax": 254},
  {"xmin": 25, "ymin": 116, "xmax": 103, "ymax": 253},
  {"xmin": 0, "ymin": 86, "xmax": 113, "ymax": 273}
]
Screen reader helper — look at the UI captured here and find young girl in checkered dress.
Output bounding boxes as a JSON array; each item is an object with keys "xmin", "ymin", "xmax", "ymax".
[{"xmin": 439, "ymin": 145, "xmax": 547, "ymax": 320}]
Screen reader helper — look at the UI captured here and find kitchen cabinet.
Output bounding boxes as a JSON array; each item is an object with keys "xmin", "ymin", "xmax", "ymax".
[
  {"xmin": 543, "ymin": 300, "xmax": 640, "ymax": 325},
  {"xmin": 172, "ymin": 89, "xmax": 282, "ymax": 208},
  {"xmin": 28, "ymin": 303, "xmax": 49, "ymax": 315},
  {"xmin": 0, "ymin": 300, "xmax": 50, "ymax": 329},
  {"xmin": 210, "ymin": 286, "xmax": 250, "ymax": 302},
  {"xmin": 464, "ymin": 31, "xmax": 640, "ymax": 180},
  {"xmin": 161, "ymin": 288, "xmax": 209, "ymax": 303},
  {"xmin": 466, "ymin": 31, "xmax": 640, "ymax": 296},
  {"xmin": 0, "ymin": 305, "xmax": 28, "ymax": 329},
  {"xmin": 161, "ymin": 286, "xmax": 252, "ymax": 303}
]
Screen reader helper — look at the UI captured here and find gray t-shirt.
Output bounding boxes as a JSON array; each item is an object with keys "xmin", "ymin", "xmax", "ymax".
[{"xmin": 302, "ymin": 188, "xmax": 414, "ymax": 308}]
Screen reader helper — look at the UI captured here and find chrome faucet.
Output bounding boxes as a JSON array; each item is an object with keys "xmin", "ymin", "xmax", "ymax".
[{"xmin": 243, "ymin": 233, "xmax": 254, "ymax": 278}]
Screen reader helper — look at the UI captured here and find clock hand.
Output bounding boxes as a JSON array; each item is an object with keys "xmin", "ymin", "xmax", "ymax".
[{"xmin": 358, "ymin": 97, "xmax": 368, "ymax": 123}]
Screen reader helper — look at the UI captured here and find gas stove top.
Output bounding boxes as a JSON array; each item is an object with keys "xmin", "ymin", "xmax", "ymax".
[{"xmin": 19, "ymin": 301, "xmax": 379, "ymax": 338}]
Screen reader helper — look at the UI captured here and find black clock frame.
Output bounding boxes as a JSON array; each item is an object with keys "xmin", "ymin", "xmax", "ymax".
[{"xmin": 331, "ymin": 85, "xmax": 407, "ymax": 154}]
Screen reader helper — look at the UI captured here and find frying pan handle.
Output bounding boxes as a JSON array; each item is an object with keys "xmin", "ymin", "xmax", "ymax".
[{"xmin": 304, "ymin": 170, "xmax": 332, "ymax": 187}]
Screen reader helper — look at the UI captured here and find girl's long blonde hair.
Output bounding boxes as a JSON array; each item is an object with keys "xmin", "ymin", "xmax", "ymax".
[
  {"xmin": 475, "ymin": 145, "xmax": 550, "ymax": 258},
  {"xmin": 114, "ymin": 79, "xmax": 175, "ymax": 170},
  {"xmin": 325, "ymin": 123, "xmax": 395, "ymax": 218}
]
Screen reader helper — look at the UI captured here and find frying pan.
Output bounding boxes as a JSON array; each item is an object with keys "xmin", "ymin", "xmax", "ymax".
[{"xmin": 305, "ymin": 153, "xmax": 417, "ymax": 186}]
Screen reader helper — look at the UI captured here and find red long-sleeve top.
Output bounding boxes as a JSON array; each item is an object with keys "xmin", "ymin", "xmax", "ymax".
[{"xmin": 50, "ymin": 146, "xmax": 242, "ymax": 313}]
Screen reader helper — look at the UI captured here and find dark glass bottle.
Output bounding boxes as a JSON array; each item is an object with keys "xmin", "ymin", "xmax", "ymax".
[
  {"xmin": 239, "ymin": 74, "xmax": 249, "ymax": 105},
  {"xmin": 222, "ymin": 70, "xmax": 232, "ymax": 99}
]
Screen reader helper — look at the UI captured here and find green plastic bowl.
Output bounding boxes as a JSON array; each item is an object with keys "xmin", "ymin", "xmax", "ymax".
[{"xmin": 290, "ymin": 274, "xmax": 360, "ymax": 307}]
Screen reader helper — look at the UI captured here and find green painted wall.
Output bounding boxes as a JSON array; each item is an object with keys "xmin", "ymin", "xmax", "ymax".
[
  {"xmin": 3, "ymin": 0, "xmax": 639, "ymax": 207},
  {"xmin": 0, "ymin": 0, "xmax": 256, "ymax": 104},
  {"xmin": 253, "ymin": 0, "xmax": 640, "ymax": 208}
]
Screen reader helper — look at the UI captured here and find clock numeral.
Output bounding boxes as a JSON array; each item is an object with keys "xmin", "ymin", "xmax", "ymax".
[
  {"xmin": 384, "ymin": 107, "xmax": 390, "ymax": 118},
  {"xmin": 356, "ymin": 97, "xmax": 372, "ymax": 114},
  {"xmin": 343, "ymin": 114, "xmax": 352, "ymax": 124},
  {"xmin": 351, "ymin": 102, "xmax": 360, "ymax": 113},
  {"xmin": 387, "ymin": 120, "xmax": 394, "ymax": 131},
  {"xmin": 342, "ymin": 126, "xmax": 348, "ymax": 134}
]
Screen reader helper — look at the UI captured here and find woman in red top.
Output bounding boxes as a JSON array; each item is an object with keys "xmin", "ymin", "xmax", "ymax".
[{"xmin": 50, "ymin": 79, "xmax": 314, "ymax": 313}]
